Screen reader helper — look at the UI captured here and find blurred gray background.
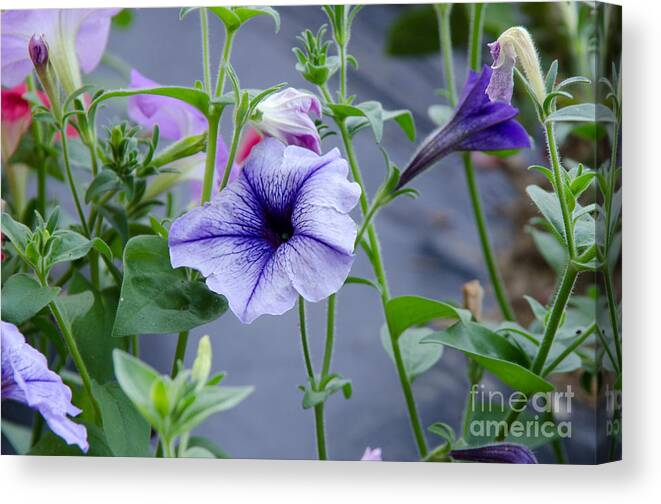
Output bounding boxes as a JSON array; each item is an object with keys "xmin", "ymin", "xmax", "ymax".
[{"xmin": 79, "ymin": 5, "xmax": 591, "ymax": 462}]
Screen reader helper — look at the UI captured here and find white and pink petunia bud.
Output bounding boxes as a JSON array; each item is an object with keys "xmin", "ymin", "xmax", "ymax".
[{"xmin": 251, "ymin": 88, "xmax": 322, "ymax": 154}]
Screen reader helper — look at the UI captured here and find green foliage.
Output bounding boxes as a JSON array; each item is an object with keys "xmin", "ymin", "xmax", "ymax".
[
  {"xmin": 113, "ymin": 340, "xmax": 252, "ymax": 456},
  {"xmin": 301, "ymin": 374, "xmax": 352, "ymax": 409},
  {"xmin": 380, "ymin": 326, "xmax": 443, "ymax": 382},
  {"xmin": 1, "ymin": 273, "xmax": 59, "ymax": 324},
  {"xmin": 423, "ymin": 322, "xmax": 554, "ymax": 394},
  {"xmin": 385, "ymin": 295, "xmax": 472, "ymax": 340},
  {"xmin": 113, "ymin": 235, "xmax": 228, "ymax": 336}
]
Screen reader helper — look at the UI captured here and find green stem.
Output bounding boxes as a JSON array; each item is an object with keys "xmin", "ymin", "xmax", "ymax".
[
  {"xmin": 438, "ymin": 3, "xmax": 514, "ymax": 321},
  {"xmin": 298, "ymin": 297, "xmax": 315, "ymax": 383},
  {"xmin": 214, "ymin": 29, "xmax": 235, "ymax": 97},
  {"xmin": 531, "ymin": 264, "xmax": 578, "ymax": 374},
  {"xmin": 467, "ymin": 4, "xmax": 486, "ymax": 70},
  {"xmin": 545, "ymin": 122, "xmax": 577, "ymax": 258},
  {"xmin": 338, "ymin": 122, "xmax": 428, "ymax": 458},
  {"xmin": 314, "ymin": 404, "xmax": 327, "ymax": 460},
  {"xmin": 298, "ymin": 297, "xmax": 327, "ymax": 460},
  {"xmin": 219, "ymin": 121, "xmax": 241, "ymax": 191},
  {"xmin": 603, "ymin": 268, "xmax": 622, "ymax": 369},
  {"xmin": 434, "ymin": 4, "xmax": 457, "ymax": 104},
  {"xmin": 542, "ymin": 322, "xmax": 595, "ymax": 376},
  {"xmin": 47, "ymin": 297, "xmax": 100, "ymax": 421},
  {"xmin": 170, "ymin": 331, "xmax": 189, "ymax": 378},
  {"xmin": 321, "ymin": 294, "xmax": 336, "ymax": 378},
  {"xmin": 200, "ymin": 8, "xmax": 212, "ymax": 96},
  {"xmin": 595, "ymin": 324, "xmax": 620, "ymax": 375},
  {"xmin": 339, "ymin": 43, "xmax": 347, "ymax": 101},
  {"xmin": 60, "ymin": 130, "xmax": 90, "ymax": 237},
  {"xmin": 27, "ymin": 75, "xmax": 46, "ymax": 216},
  {"xmin": 131, "ymin": 335, "xmax": 140, "ymax": 358},
  {"xmin": 463, "ymin": 153, "xmax": 516, "ymax": 321},
  {"xmin": 201, "ymin": 113, "xmax": 221, "ymax": 204}
]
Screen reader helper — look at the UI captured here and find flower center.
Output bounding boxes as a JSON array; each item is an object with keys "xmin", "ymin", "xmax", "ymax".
[{"xmin": 264, "ymin": 210, "xmax": 295, "ymax": 247}]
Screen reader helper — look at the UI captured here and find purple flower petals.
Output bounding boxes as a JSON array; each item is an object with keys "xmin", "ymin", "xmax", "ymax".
[
  {"xmin": 1, "ymin": 320, "xmax": 88, "ymax": 452},
  {"xmin": 1, "ymin": 9, "xmax": 119, "ymax": 89},
  {"xmin": 398, "ymin": 66, "xmax": 530, "ymax": 188},
  {"xmin": 485, "ymin": 41, "xmax": 516, "ymax": 103},
  {"xmin": 251, "ymin": 88, "xmax": 322, "ymax": 154},
  {"xmin": 450, "ymin": 443, "xmax": 537, "ymax": 464},
  {"xmin": 169, "ymin": 138, "xmax": 360, "ymax": 324}
]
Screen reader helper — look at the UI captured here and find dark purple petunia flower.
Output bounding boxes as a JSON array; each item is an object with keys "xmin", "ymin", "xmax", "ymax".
[
  {"xmin": 168, "ymin": 138, "xmax": 361, "ymax": 324},
  {"xmin": 450, "ymin": 443, "xmax": 538, "ymax": 464},
  {"xmin": 397, "ymin": 65, "xmax": 530, "ymax": 188},
  {"xmin": 1, "ymin": 320, "xmax": 88, "ymax": 452}
]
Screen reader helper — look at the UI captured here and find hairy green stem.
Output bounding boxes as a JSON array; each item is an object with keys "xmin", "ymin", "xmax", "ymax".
[
  {"xmin": 26, "ymin": 75, "xmax": 47, "ymax": 216},
  {"xmin": 467, "ymin": 3, "xmax": 486, "ymax": 70},
  {"xmin": 170, "ymin": 331, "xmax": 189, "ymax": 378},
  {"xmin": 298, "ymin": 297, "xmax": 327, "ymax": 459},
  {"xmin": 434, "ymin": 4, "xmax": 458, "ymax": 104},
  {"xmin": 60, "ymin": 130, "xmax": 90, "ymax": 237},
  {"xmin": 47, "ymin": 297, "xmax": 100, "ymax": 421},
  {"xmin": 542, "ymin": 321, "xmax": 595, "ymax": 376},
  {"xmin": 214, "ymin": 29, "xmax": 235, "ymax": 97},
  {"xmin": 201, "ymin": 113, "xmax": 221, "ymax": 204},
  {"xmin": 545, "ymin": 122, "xmax": 577, "ymax": 258},
  {"xmin": 200, "ymin": 9, "xmax": 212, "ymax": 96},
  {"xmin": 322, "ymin": 294, "xmax": 336, "ymax": 378},
  {"xmin": 219, "ymin": 121, "xmax": 241, "ymax": 192},
  {"xmin": 338, "ymin": 122, "xmax": 428, "ymax": 458},
  {"xmin": 603, "ymin": 268, "xmax": 622, "ymax": 369}
]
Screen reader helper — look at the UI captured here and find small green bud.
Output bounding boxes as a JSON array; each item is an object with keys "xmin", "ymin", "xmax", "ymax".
[{"xmin": 192, "ymin": 335, "xmax": 212, "ymax": 389}]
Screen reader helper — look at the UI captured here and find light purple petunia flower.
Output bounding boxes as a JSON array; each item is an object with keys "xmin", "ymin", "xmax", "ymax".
[
  {"xmin": 251, "ymin": 88, "xmax": 322, "ymax": 154},
  {"xmin": 361, "ymin": 447, "xmax": 383, "ymax": 461},
  {"xmin": 128, "ymin": 69, "xmax": 238, "ymax": 202},
  {"xmin": 1, "ymin": 9, "xmax": 120, "ymax": 91},
  {"xmin": 168, "ymin": 138, "xmax": 361, "ymax": 324},
  {"xmin": 1, "ymin": 320, "xmax": 88, "ymax": 452},
  {"xmin": 450, "ymin": 443, "xmax": 537, "ymax": 464},
  {"xmin": 397, "ymin": 65, "xmax": 530, "ymax": 188}
]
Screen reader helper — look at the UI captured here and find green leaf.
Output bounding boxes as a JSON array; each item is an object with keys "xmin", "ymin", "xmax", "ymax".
[
  {"xmin": 527, "ymin": 227, "xmax": 568, "ymax": 274},
  {"xmin": 112, "ymin": 350, "xmax": 160, "ymax": 425},
  {"xmin": 208, "ymin": 7, "xmax": 242, "ymax": 32},
  {"xmin": 186, "ymin": 436, "xmax": 230, "ymax": 458},
  {"xmin": 422, "ymin": 322, "xmax": 554, "ymax": 394},
  {"xmin": 545, "ymin": 103, "xmax": 616, "ymax": 124},
  {"xmin": 380, "ymin": 326, "xmax": 443, "ymax": 382},
  {"xmin": 48, "ymin": 230, "xmax": 93, "ymax": 266},
  {"xmin": 344, "ymin": 275, "xmax": 382, "ymax": 293},
  {"xmin": 302, "ymin": 375, "xmax": 352, "ymax": 409},
  {"xmin": 92, "ymin": 87, "xmax": 210, "ymax": 117},
  {"xmin": 428, "ymin": 104, "xmax": 454, "ymax": 127},
  {"xmin": 113, "ymin": 235, "xmax": 228, "ymax": 336},
  {"xmin": 85, "ymin": 169, "xmax": 122, "ymax": 203},
  {"xmin": 526, "ymin": 185, "xmax": 565, "ymax": 241},
  {"xmin": 92, "ymin": 381, "xmax": 151, "ymax": 457},
  {"xmin": 30, "ymin": 421, "xmax": 113, "ymax": 456},
  {"xmin": 385, "ymin": 295, "xmax": 472, "ymax": 340},
  {"xmin": 173, "ymin": 386, "xmax": 253, "ymax": 437},
  {"xmin": 428, "ymin": 422, "xmax": 456, "ymax": 446},
  {"xmin": 59, "ymin": 278, "xmax": 123, "ymax": 383},
  {"xmin": 1, "ymin": 212, "xmax": 32, "ymax": 251},
  {"xmin": 234, "ymin": 6, "xmax": 280, "ymax": 33},
  {"xmin": 1, "ymin": 273, "xmax": 59, "ymax": 324}
]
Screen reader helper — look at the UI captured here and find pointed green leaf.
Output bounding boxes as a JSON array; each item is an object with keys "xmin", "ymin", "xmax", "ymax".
[{"xmin": 1, "ymin": 273, "xmax": 60, "ymax": 325}]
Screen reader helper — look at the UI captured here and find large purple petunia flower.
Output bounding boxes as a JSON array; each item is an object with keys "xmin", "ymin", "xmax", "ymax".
[
  {"xmin": 397, "ymin": 65, "xmax": 530, "ymax": 188},
  {"xmin": 450, "ymin": 443, "xmax": 537, "ymax": 464},
  {"xmin": 1, "ymin": 320, "xmax": 88, "ymax": 452},
  {"xmin": 1, "ymin": 9, "xmax": 120, "ymax": 91},
  {"xmin": 128, "ymin": 69, "xmax": 238, "ymax": 202},
  {"xmin": 168, "ymin": 138, "xmax": 361, "ymax": 324}
]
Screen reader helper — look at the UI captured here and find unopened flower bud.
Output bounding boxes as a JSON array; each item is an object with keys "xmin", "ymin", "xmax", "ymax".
[
  {"xmin": 486, "ymin": 27, "xmax": 546, "ymax": 105},
  {"xmin": 28, "ymin": 34, "xmax": 49, "ymax": 69},
  {"xmin": 462, "ymin": 279, "xmax": 484, "ymax": 321},
  {"xmin": 192, "ymin": 335, "xmax": 212, "ymax": 389}
]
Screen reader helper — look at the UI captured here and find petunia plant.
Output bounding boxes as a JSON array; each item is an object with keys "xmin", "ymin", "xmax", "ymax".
[{"xmin": 1, "ymin": 3, "xmax": 620, "ymax": 464}]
